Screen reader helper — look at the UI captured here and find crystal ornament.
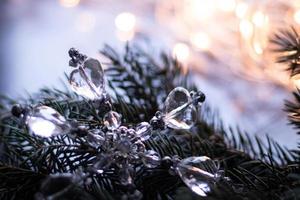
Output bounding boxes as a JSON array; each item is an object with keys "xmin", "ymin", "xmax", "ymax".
[
  {"xmin": 136, "ymin": 122, "xmax": 152, "ymax": 141},
  {"xmin": 176, "ymin": 156, "xmax": 220, "ymax": 197},
  {"xmin": 142, "ymin": 150, "xmax": 161, "ymax": 168},
  {"xmin": 163, "ymin": 87, "xmax": 197, "ymax": 129},
  {"xmin": 69, "ymin": 58, "xmax": 105, "ymax": 100},
  {"xmin": 86, "ymin": 130, "xmax": 105, "ymax": 148},
  {"xmin": 103, "ymin": 111, "xmax": 121, "ymax": 130},
  {"xmin": 26, "ymin": 106, "xmax": 70, "ymax": 137}
]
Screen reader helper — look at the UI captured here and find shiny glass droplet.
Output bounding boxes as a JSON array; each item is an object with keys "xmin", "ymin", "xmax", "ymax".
[
  {"xmin": 69, "ymin": 58, "xmax": 105, "ymax": 100},
  {"xmin": 26, "ymin": 106, "xmax": 70, "ymax": 137},
  {"xmin": 176, "ymin": 156, "xmax": 219, "ymax": 197},
  {"xmin": 103, "ymin": 111, "xmax": 121, "ymax": 130},
  {"xmin": 142, "ymin": 150, "xmax": 161, "ymax": 168},
  {"xmin": 163, "ymin": 87, "xmax": 197, "ymax": 129},
  {"xmin": 136, "ymin": 122, "xmax": 152, "ymax": 141}
]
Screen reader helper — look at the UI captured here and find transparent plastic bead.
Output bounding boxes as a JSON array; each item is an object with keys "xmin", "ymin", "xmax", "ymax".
[
  {"xmin": 69, "ymin": 58, "xmax": 105, "ymax": 100},
  {"xmin": 163, "ymin": 87, "xmax": 197, "ymax": 129},
  {"xmin": 142, "ymin": 150, "xmax": 161, "ymax": 168},
  {"xmin": 26, "ymin": 105, "xmax": 70, "ymax": 137},
  {"xmin": 176, "ymin": 156, "xmax": 219, "ymax": 197},
  {"xmin": 103, "ymin": 111, "xmax": 121, "ymax": 130},
  {"xmin": 136, "ymin": 122, "xmax": 152, "ymax": 141}
]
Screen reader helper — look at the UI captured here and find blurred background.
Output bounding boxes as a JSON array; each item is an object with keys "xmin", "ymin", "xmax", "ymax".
[{"xmin": 0, "ymin": 0, "xmax": 299, "ymax": 147}]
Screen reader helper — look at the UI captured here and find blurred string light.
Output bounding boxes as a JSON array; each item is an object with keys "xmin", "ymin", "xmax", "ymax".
[
  {"xmin": 153, "ymin": 0, "xmax": 299, "ymax": 87},
  {"xmin": 294, "ymin": 10, "xmax": 300, "ymax": 24},
  {"xmin": 115, "ymin": 12, "xmax": 136, "ymax": 42},
  {"xmin": 75, "ymin": 11, "xmax": 96, "ymax": 33},
  {"xmin": 59, "ymin": 0, "xmax": 80, "ymax": 8},
  {"xmin": 217, "ymin": 0, "xmax": 236, "ymax": 12},
  {"xmin": 172, "ymin": 43, "xmax": 190, "ymax": 62},
  {"xmin": 190, "ymin": 32, "xmax": 211, "ymax": 51},
  {"xmin": 235, "ymin": 2, "xmax": 248, "ymax": 18}
]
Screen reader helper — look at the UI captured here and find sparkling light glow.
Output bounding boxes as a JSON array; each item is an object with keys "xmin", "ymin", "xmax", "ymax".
[
  {"xmin": 59, "ymin": 0, "xmax": 80, "ymax": 8},
  {"xmin": 75, "ymin": 12, "xmax": 96, "ymax": 33},
  {"xmin": 239, "ymin": 19, "xmax": 253, "ymax": 39},
  {"xmin": 217, "ymin": 0, "xmax": 236, "ymax": 12},
  {"xmin": 294, "ymin": 10, "xmax": 300, "ymax": 24},
  {"xmin": 27, "ymin": 117, "xmax": 57, "ymax": 137},
  {"xmin": 190, "ymin": 32, "xmax": 211, "ymax": 50},
  {"xmin": 252, "ymin": 11, "xmax": 267, "ymax": 27},
  {"xmin": 172, "ymin": 43, "xmax": 190, "ymax": 62},
  {"xmin": 235, "ymin": 2, "xmax": 248, "ymax": 18},
  {"xmin": 187, "ymin": 0, "xmax": 216, "ymax": 21},
  {"xmin": 253, "ymin": 42, "xmax": 263, "ymax": 55},
  {"xmin": 115, "ymin": 12, "xmax": 136, "ymax": 32}
]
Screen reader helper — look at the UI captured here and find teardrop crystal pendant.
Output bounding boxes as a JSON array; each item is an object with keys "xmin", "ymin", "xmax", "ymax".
[
  {"xmin": 176, "ymin": 156, "xmax": 219, "ymax": 197},
  {"xmin": 163, "ymin": 87, "xmax": 197, "ymax": 129},
  {"xmin": 69, "ymin": 58, "xmax": 105, "ymax": 100},
  {"xmin": 26, "ymin": 106, "xmax": 70, "ymax": 138},
  {"xmin": 103, "ymin": 111, "xmax": 121, "ymax": 130}
]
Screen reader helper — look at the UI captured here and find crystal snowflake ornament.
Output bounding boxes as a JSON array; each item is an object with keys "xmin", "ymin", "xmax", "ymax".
[{"xmin": 68, "ymin": 48, "xmax": 105, "ymax": 100}]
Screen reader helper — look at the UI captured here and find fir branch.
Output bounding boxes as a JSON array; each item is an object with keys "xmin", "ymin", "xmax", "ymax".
[{"xmin": 271, "ymin": 27, "xmax": 300, "ymax": 77}]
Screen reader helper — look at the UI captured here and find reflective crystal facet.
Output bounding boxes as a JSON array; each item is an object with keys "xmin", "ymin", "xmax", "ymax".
[
  {"xmin": 136, "ymin": 122, "xmax": 152, "ymax": 141},
  {"xmin": 142, "ymin": 150, "xmax": 161, "ymax": 168},
  {"xmin": 86, "ymin": 130, "xmax": 105, "ymax": 148},
  {"xmin": 176, "ymin": 156, "xmax": 219, "ymax": 197},
  {"xmin": 103, "ymin": 111, "xmax": 121, "ymax": 130},
  {"xmin": 69, "ymin": 58, "xmax": 105, "ymax": 100},
  {"xmin": 26, "ymin": 106, "xmax": 70, "ymax": 137},
  {"xmin": 163, "ymin": 87, "xmax": 197, "ymax": 129}
]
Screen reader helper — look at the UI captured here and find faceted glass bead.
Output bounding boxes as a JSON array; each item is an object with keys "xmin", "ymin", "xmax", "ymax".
[
  {"xmin": 136, "ymin": 122, "xmax": 152, "ymax": 141},
  {"xmin": 103, "ymin": 111, "xmax": 121, "ymax": 130},
  {"xmin": 86, "ymin": 130, "xmax": 105, "ymax": 148},
  {"xmin": 26, "ymin": 106, "xmax": 70, "ymax": 137},
  {"xmin": 176, "ymin": 156, "xmax": 219, "ymax": 197},
  {"xmin": 142, "ymin": 150, "xmax": 161, "ymax": 168},
  {"xmin": 69, "ymin": 58, "xmax": 105, "ymax": 100},
  {"xmin": 163, "ymin": 87, "xmax": 197, "ymax": 129}
]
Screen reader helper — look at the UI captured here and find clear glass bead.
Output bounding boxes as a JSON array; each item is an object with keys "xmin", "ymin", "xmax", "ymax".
[
  {"xmin": 163, "ymin": 87, "xmax": 197, "ymax": 129},
  {"xmin": 26, "ymin": 105, "xmax": 70, "ymax": 137},
  {"xmin": 131, "ymin": 141, "xmax": 145, "ymax": 154},
  {"xmin": 86, "ymin": 129, "xmax": 105, "ymax": 148},
  {"xmin": 103, "ymin": 111, "xmax": 121, "ymax": 130},
  {"xmin": 136, "ymin": 122, "xmax": 152, "ymax": 141},
  {"xmin": 142, "ymin": 150, "xmax": 161, "ymax": 168},
  {"xmin": 69, "ymin": 58, "xmax": 105, "ymax": 100},
  {"xmin": 176, "ymin": 156, "xmax": 219, "ymax": 197}
]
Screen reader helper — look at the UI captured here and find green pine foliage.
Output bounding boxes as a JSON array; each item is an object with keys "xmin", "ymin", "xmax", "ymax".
[{"xmin": 0, "ymin": 42, "xmax": 299, "ymax": 200}]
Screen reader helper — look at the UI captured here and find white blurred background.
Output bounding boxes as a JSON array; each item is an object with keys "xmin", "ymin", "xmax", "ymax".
[{"xmin": 0, "ymin": 0, "xmax": 299, "ymax": 148}]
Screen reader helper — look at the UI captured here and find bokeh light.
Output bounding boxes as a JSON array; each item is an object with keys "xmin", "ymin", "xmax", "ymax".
[
  {"xmin": 172, "ymin": 43, "xmax": 190, "ymax": 62},
  {"xmin": 59, "ymin": 0, "xmax": 80, "ymax": 8}
]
